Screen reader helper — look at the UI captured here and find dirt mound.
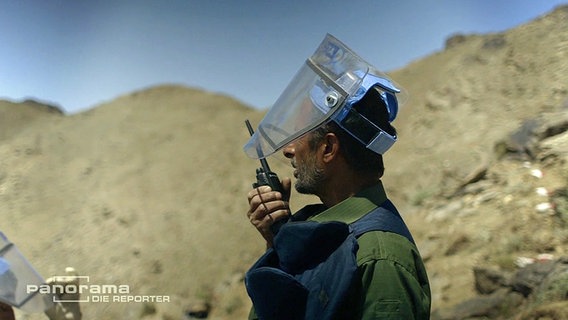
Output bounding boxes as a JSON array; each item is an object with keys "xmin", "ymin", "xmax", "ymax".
[{"xmin": 0, "ymin": 99, "xmax": 63, "ymax": 142}]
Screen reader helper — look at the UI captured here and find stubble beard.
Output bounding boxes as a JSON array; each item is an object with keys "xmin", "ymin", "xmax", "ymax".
[{"xmin": 294, "ymin": 155, "xmax": 325, "ymax": 195}]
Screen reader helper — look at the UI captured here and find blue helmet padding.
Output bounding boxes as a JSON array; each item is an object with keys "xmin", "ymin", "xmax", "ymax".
[
  {"xmin": 332, "ymin": 105, "xmax": 396, "ymax": 155},
  {"xmin": 347, "ymin": 72, "xmax": 399, "ymax": 123},
  {"xmin": 383, "ymin": 91, "xmax": 398, "ymax": 122}
]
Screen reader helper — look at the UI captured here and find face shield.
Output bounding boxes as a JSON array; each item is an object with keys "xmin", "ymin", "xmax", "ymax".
[
  {"xmin": 244, "ymin": 33, "xmax": 406, "ymax": 159},
  {"xmin": 0, "ymin": 232, "xmax": 54, "ymax": 313}
]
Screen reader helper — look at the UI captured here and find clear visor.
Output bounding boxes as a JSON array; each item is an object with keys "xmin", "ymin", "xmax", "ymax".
[
  {"xmin": 0, "ymin": 233, "xmax": 54, "ymax": 313},
  {"xmin": 244, "ymin": 65, "xmax": 367, "ymax": 159}
]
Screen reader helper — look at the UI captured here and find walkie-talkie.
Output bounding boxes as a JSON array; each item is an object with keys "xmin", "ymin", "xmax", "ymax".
[{"xmin": 245, "ymin": 119, "xmax": 288, "ymax": 234}]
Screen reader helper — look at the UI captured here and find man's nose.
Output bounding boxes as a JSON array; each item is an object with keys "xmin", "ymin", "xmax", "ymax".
[{"xmin": 282, "ymin": 144, "xmax": 295, "ymax": 159}]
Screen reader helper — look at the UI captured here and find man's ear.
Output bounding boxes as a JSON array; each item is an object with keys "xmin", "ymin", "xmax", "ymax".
[{"xmin": 320, "ymin": 132, "xmax": 340, "ymax": 163}]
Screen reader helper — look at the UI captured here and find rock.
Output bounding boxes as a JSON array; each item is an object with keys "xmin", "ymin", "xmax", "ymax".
[
  {"xmin": 533, "ymin": 112, "xmax": 568, "ymax": 140},
  {"xmin": 434, "ymin": 257, "xmax": 568, "ymax": 319},
  {"xmin": 539, "ymin": 131, "xmax": 568, "ymax": 162},
  {"xmin": 511, "ymin": 260, "xmax": 556, "ymax": 297},
  {"xmin": 186, "ymin": 299, "xmax": 211, "ymax": 319},
  {"xmin": 445, "ymin": 33, "xmax": 470, "ymax": 49},
  {"xmin": 495, "ymin": 111, "xmax": 568, "ymax": 160},
  {"xmin": 551, "ymin": 187, "xmax": 568, "ymax": 222},
  {"xmin": 482, "ymin": 34, "xmax": 507, "ymax": 50},
  {"xmin": 434, "ymin": 288, "xmax": 523, "ymax": 320},
  {"xmin": 473, "ymin": 266, "xmax": 511, "ymax": 294},
  {"xmin": 444, "ymin": 234, "xmax": 470, "ymax": 256},
  {"xmin": 529, "ymin": 257, "xmax": 568, "ymax": 302},
  {"xmin": 517, "ymin": 300, "xmax": 568, "ymax": 319}
]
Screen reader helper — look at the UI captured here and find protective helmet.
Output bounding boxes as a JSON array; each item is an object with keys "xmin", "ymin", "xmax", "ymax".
[{"xmin": 244, "ymin": 34, "xmax": 406, "ymax": 159}]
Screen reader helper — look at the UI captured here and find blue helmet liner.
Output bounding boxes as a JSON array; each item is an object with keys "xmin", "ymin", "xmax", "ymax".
[
  {"xmin": 333, "ymin": 102, "xmax": 396, "ymax": 155},
  {"xmin": 310, "ymin": 68, "xmax": 400, "ymax": 155}
]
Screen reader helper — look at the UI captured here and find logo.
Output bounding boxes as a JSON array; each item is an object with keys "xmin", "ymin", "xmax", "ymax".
[{"xmin": 26, "ymin": 276, "xmax": 170, "ymax": 303}]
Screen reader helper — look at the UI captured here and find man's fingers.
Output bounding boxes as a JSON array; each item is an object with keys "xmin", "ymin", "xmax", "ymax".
[
  {"xmin": 281, "ymin": 177, "xmax": 292, "ymax": 202},
  {"xmin": 249, "ymin": 188, "xmax": 285, "ymax": 208},
  {"xmin": 249, "ymin": 200, "xmax": 289, "ymax": 232},
  {"xmin": 247, "ymin": 186, "xmax": 272, "ymax": 201}
]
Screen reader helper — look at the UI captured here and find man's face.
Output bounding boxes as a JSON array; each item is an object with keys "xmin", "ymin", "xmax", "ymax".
[{"xmin": 282, "ymin": 133, "xmax": 325, "ymax": 195}]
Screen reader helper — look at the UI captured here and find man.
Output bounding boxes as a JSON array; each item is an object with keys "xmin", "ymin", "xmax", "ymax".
[{"xmin": 244, "ymin": 34, "xmax": 431, "ymax": 319}]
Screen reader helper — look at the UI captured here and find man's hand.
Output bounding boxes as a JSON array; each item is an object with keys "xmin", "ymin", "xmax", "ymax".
[
  {"xmin": 247, "ymin": 177, "xmax": 292, "ymax": 247},
  {"xmin": 44, "ymin": 267, "xmax": 82, "ymax": 320}
]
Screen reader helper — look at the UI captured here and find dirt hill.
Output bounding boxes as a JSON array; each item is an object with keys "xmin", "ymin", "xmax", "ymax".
[
  {"xmin": 0, "ymin": 99, "xmax": 63, "ymax": 143},
  {"xmin": 1, "ymin": 5, "xmax": 567, "ymax": 320}
]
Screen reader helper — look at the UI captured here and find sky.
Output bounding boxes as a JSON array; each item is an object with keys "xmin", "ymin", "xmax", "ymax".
[{"xmin": 1, "ymin": 0, "xmax": 567, "ymax": 114}]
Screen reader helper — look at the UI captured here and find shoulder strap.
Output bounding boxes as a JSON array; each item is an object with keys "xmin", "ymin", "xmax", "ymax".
[{"xmin": 350, "ymin": 200, "xmax": 415, "ymax": 244}]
